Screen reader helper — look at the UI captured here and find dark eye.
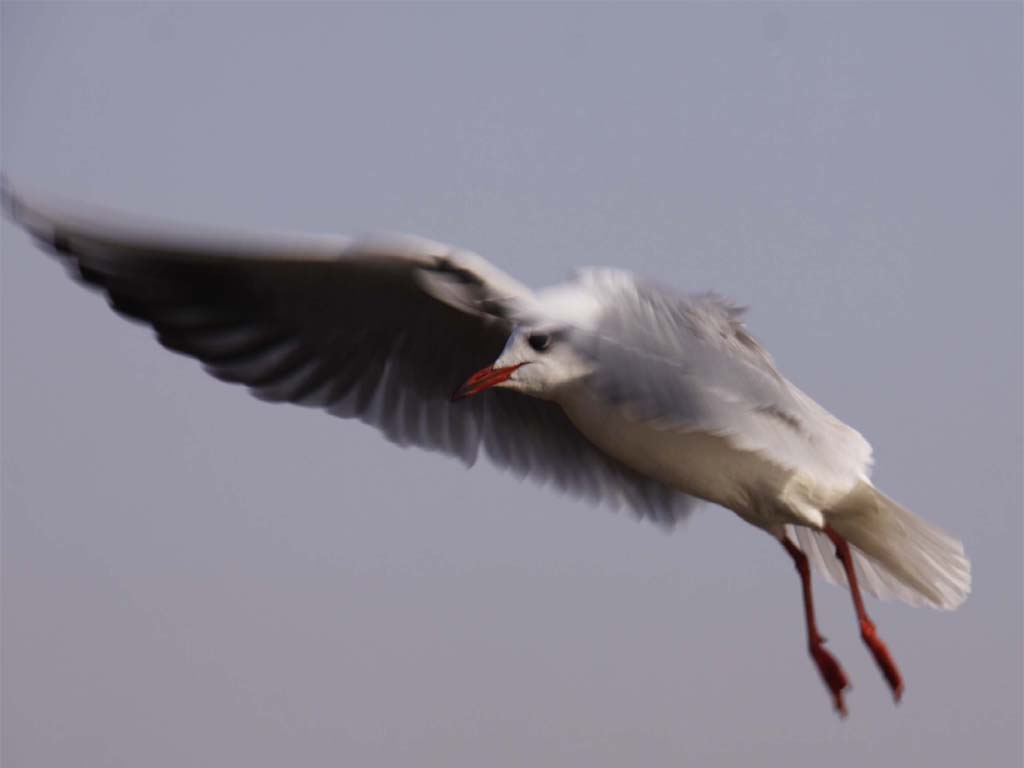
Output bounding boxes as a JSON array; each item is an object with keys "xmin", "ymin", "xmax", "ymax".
[{"xmin": 528, "ymin": 333, "xmax": 552, "ymax": 352}]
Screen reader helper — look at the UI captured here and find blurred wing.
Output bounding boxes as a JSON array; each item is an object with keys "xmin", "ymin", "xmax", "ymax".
[
  {"xmin": 4, "ymin": 185, "xmax": 694, "ymax": 525},
  {"xmin": 570, "ymin": 270, "xmax": 873, "ymax": 488}
]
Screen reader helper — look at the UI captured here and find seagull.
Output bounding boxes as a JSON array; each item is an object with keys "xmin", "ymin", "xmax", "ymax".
[{"xmin": 3, "ymin": 182, "xmax": 970, "ymax": 716}]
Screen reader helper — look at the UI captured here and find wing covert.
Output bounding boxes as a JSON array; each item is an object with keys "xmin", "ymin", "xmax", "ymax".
[{"xmin": 568, "ymin": 269, "xmax": 873, "ymax": 487}]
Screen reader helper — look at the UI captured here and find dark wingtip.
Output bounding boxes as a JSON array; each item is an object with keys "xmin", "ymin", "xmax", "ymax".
[{"xmin": 1, "ymin": 174, "xmax": 19, "ymax": 222}]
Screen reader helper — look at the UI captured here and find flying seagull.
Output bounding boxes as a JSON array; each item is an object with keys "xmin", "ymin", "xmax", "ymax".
[{"xmin": 3, "ymin": 182, "xmax": 970, "ymax": 716}]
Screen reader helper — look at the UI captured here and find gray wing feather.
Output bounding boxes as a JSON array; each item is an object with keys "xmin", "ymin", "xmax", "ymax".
[
  {"xmin": 4, "ymin": 186, "xmax": 694, "ymax": 525},
  {"xmin": 571, "ymin": 270, "xmax": 872, "ymax": 486}
]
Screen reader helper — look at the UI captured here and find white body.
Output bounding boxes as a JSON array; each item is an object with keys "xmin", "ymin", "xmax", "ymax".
[
  {"xmin": 495, "ymin": 276, "xmax": 970, "ymax": 609},
  {"xmin": 559, "ymin": 383, "xmax": 829, "ymax": 533}
]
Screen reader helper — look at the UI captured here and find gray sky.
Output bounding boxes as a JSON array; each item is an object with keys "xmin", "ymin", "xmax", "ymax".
[{"xmin": 2, "ymin": 3, "xmax": 1020, "ymax": 766}]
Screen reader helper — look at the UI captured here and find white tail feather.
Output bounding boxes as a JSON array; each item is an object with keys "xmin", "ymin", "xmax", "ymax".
[{"xmin": 788, "ymin": 483, "xmax": 971, "ymax": 610}]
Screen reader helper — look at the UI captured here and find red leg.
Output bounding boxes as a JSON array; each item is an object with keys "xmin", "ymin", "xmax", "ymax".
[
  {"xmin": 781, "ymin": 536, "xmax": 850, "ymax": 716},
  {"xmin": 824, "ymin": 525, "xmax": 904, "ymax": 702}
]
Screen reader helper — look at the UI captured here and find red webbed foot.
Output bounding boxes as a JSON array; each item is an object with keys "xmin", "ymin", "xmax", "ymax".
[
  {"xmin": 860, "ymin": 619, "xmax": 904, "ymax": 702},
  {"xmin": 809, "ymin": 637, "xmax": 850, "ymax": 717}
]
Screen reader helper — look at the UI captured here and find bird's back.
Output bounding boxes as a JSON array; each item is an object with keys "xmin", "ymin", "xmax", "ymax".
[{"xmin": 549, "ymin": 269, "xmax": 873, "ymax": 493}]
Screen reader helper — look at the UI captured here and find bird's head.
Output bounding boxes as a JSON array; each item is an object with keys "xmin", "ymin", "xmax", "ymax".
[{"xmin": 452, "ymin": 326, "xmax": 591, "ymax": 401}]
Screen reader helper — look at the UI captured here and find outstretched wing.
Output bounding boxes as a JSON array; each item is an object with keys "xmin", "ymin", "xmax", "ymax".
[
  {"xmin": 569, "ymin": 269, "xmax": 873, "ymax": 489},
  {"xmin": 4, "ymin": 185, "xmax": 695, "ymax": 525}
]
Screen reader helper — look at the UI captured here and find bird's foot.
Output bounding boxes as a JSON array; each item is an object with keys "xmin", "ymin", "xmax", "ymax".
[
  {"xmin": 860, "ymin": 619, "xmax": 904, "ymax": 703},
  {"xmin": 809, "ymin": 637, "xmax": 850, "ymax": 717}
]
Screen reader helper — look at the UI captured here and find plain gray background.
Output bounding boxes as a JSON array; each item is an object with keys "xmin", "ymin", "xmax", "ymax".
[{"xmin": 2, "ymin": 3, "xmax": 1021, "ymax": 766}]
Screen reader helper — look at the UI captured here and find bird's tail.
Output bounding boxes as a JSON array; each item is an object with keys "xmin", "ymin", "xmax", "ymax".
[{"xmin": 789, "ymin": 482, "xmax": 971, "ymax": 610}]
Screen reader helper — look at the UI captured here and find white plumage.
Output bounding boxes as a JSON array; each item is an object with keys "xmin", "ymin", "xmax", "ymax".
[{"xmin": 3, "ymin": 181, "xmax": 970, "ymax": 715}]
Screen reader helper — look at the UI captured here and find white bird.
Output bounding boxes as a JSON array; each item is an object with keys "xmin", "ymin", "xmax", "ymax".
[{"xmin": 3, "ymin": 182, "xmax": 970, "ymax": 716}]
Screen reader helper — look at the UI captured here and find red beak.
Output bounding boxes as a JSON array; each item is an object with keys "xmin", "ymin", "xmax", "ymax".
[{"xmin": 451, "ymin": 363, "xmax": 523, "ymax": 401}]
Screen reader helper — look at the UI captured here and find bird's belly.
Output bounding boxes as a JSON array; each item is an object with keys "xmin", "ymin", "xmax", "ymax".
[{"xmin": 558, "ymin": 388, "xmax": 795, "ymax": 520}]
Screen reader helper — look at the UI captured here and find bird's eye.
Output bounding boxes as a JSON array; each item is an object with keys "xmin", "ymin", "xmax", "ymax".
[{"xmin": 528, "ymin": 333, "xmax": 552, "ymax": 352}]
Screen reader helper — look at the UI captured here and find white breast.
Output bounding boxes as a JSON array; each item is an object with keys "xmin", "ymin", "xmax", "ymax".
[{"xmin": 557, "ymin": 385, "xmax": 839, "ymax": 531}]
